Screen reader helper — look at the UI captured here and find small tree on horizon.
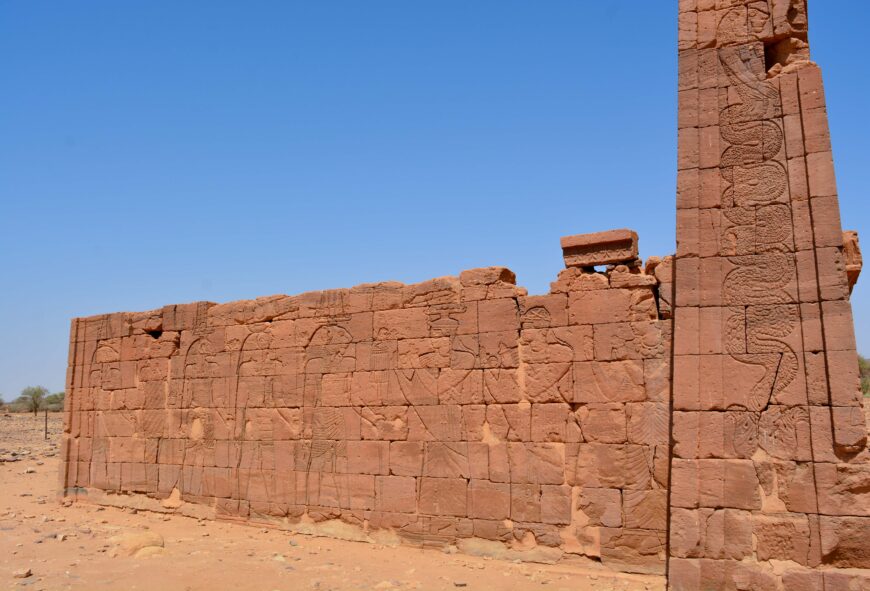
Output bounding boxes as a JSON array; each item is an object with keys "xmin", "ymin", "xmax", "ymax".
[
  {"xmin": 17, "ymin": 386, "xmax": 48, "ymax": 416},
  {"xmin": 44, "ymin": 391, "xmax": 65, "ymax": 411}
]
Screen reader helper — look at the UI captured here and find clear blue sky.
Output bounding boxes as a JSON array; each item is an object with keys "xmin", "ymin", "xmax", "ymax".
[{"xmin": 0, "ymin": 2, "xmax": 867, "ymax": 400}]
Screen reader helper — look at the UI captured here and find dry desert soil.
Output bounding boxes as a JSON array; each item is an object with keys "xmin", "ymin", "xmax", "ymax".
[{"xmin": 1, "ymin": 413, "xmax": 665, "ymax": 591}]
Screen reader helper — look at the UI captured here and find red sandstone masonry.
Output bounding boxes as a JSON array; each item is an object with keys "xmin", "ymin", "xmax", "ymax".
[
  {"xmin": 672, "ymin": 0, "xmax": 869, "ymax": 589},
  {"xmin": 59, "ymin": 2, "xmax": 868, "ymax": 587},
  {"xmin": 561, "ymin": 229, "xmax": 639, "ymax": 268},
  {"xmin": 59, "ymin": 234, "xmax": 673, "ymax": 576}
]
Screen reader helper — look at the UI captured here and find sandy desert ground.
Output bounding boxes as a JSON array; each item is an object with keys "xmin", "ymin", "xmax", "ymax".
[{"xmin": 0, "ymin": 413, "xmax": 665, "ymax": 591}]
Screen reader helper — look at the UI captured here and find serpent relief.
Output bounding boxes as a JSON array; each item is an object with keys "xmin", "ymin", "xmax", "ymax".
[{"xmin": 718, "ymin": 45, "xmax": 798, "ymax": 412}]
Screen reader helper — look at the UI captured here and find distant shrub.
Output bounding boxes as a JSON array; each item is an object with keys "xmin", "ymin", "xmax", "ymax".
[
  {"xmin": 14, "ymin": 386, "xmax": 48, "ymax": 415},
  {"xmin": 44, "ymin": 392, "xmax": 65, "ymax": 411}
]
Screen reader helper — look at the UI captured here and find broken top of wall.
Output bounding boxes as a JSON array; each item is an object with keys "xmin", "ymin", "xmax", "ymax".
[{"xmin": 60, "ymin": 235, "xmax": 675, "ymax": 576}]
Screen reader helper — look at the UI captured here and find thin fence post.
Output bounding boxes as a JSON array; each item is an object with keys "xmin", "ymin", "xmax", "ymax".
[{"xmin": 44, "ymin": 408, "xmax": 48, "ymax": 440}]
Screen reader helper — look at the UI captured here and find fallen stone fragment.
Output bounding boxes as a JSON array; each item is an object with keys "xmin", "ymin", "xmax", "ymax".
[
  {"xmin": 135, "ymin": 545, "xmax": 168, "ymax": 558},
  {"xmin": 109, "ymin": 530, "xmax": 165, "ymax": 558},
  {"xmin": 13, "ymin": 568, "xmax": 32, "ymax": 578}
]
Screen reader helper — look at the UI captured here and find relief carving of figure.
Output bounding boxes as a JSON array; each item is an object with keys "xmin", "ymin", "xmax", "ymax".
[{"xmin": 718, "ymin": 46, "xmax": 798, "ymax": 411}]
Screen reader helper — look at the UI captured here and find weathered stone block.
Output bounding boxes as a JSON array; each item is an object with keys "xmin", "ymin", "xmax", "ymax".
[
  {"xmin": 418, "ymin": 477, "xmax": 467, "ymax": 517},
  {"xmin": 560, "ymin": 229, "xmax": 639, "ymax": 268},
  {"xmin": 467, "ymin": 480, "xmax": 510, "ymax": 520}
]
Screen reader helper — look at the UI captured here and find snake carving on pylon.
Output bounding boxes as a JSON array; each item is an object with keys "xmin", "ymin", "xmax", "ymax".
[{"xmin": 718, "ymin": 45, "xmax": 798, "ymax": 412}]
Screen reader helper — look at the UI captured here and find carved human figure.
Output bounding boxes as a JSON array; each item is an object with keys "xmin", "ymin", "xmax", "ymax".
[{"xmin": 300, "ymin": 323, "xmax": 353, "ymax": 507}]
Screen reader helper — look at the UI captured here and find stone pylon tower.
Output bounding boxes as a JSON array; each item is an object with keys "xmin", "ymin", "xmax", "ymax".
[{"xmin": 671, "ymin": 1, "xmax": 868, "ymax": 588}]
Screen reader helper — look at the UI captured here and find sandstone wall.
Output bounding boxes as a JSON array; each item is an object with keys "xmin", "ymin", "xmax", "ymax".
[
  {"xmin": 673, "ymin": 0, "xmax": 869, "ymax": 588},
  {"xmin": 60, "ymin": 248, "xmax": 673, "ymax": 575},
  {"xmin": 59, "ymin": 1, "xmax": 870, "ymax": 587}
]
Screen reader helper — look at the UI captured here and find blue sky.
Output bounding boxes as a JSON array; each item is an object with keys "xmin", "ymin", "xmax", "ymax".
[{"xmin": 0, "ymin": 2, "xmax": 867, "ymax": 399}]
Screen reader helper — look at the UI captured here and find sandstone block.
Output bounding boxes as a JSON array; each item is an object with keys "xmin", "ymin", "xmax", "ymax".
[
  {"xmin": 814, "ymin": 463, "xmax": 870, "ymax": 517},
  {"xmin": 519, "ymin": 294, "xmax": 568, "ymax": 328},
  {"xmin": 560, "ymin": 229, "xmax": 639, "ymax": 268},
  {"xmin": 540, "ymin": 484, "xmax": 571, "ymax": 525},
  {"xmin": 507, "ymin": 442, "xmax": 565, "ymax": 485},
  {"xmin": 422, "ymin": 442, "xmax": 469, "ymax": 478},
  {"xmin": 622, "ymin": 489, "xmax": 667, "ymax": 531},
  {"xmin": 477, "ymin": 330, "xmax": 519, "ymax": 368},
  {"xmin": 697, "ymin": 459, "xmax": 761, "ymax": 511},
  {"xmin": 577, "ymin": 487, "xmax": 621, "ymax": 527},
  {"xmin": 519, "ymin": 325, "xmax": 593, "ymax": 364},
  {"xmin": 477, "ymin": 298, "xmax": 519, "ymax": 334},
  {"xmin": 373, "ymin": 308, "xmax": 429, "ymax": 340},
  {"xmin": 753, "ymin": 513, "xmax": 814, "ymax": 565},
  {"xmin": 481, "ymin": 369, "xmax": 522, "ymax": 403},
  {"xmin": 820, "ymin": 516, "xmax": 870, "ymax": 568},
  {"xmin": 419, "ymin": 477, "xmax": 467, "ymax": 517},
  {"xmin": 530, "ymin": 403, "xmax": 577, "ymax": 443},
  {"xmin": 402, "ymin": 277, "xmax": 460, "ymax": 308},
  {"xmin": 568, "ymin": 289, "xmax": 656, "ymax": 325},
  {"xmin": 593, "ymin": 321, "xmax": 667, "ymax": 361},
  {"xmin": 599, "ymin": 528, "xmax": 666, "ymax": 575},
  {"xmin": 781, "ymin": 569, "xmax": 822, "ymax": 591},
  {"xmin": 569, "ymin": 443, "xmax": 651, "ymax": 490},
  {"xmin": 375, "ymin": 475, "xmax": 417, "ymax": 513},
  {"xmin": 397, "ymin": 337, "xmax": 450, "ymax": 369},
  {"xmin": 509, "ymin": 483, "xmax": 541, "ymax": 522},
  {"xmin": 576, "ymin": 403, "xmax": 627, "ymax": 444},
  {"xmin": 360, "ymin": 406, "xmax": 408, "ymax": 441},
  {"xmin": 824, "ymin": 570, "xmax": 870, "ymax": 591},
  {"xmin": 549, "ymin": 268, "xmax": 609, "ymax": 293},
  {"xmin": 626, "ymin": 402, "xmax": 669, "ymax": 446},
  {"xmin": 389, "ymin": 441, "xmax": 424, "ymax": 477},
  {"xmin": 523, "ymin": 363, "xmax": 573, "ymax": 403},
  {"xmin": 459, "ymin": 267, "xmax": 516, "ymax": 287},
  {"xmin": 573, "ymin": 360, "xmax": 645, "ymax": 403},
  {"xmin": 485, "ymin": 404, "xmax": 531, "ymax": 442},
  {"xmin": 342, "ymin": 441, "xmax": 389, "ymax": 475},
  {"xmin": 467, "ymin": 479, "xmax": 510, "ymax": 520},
  {"xmin": 407, "ymin": 405, "xmax": 464, "ymax": 442},
  {"xmin": 437, "ymin": 369, "xmax": 483, "ymax": 405}
]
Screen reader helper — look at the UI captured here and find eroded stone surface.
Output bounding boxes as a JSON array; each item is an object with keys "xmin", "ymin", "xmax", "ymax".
[
  {"xmin": 58, "ymin": 2, "xmax": 868, "ymax": 588},
  {"xmin": 60, "ymin": 257, "xmax": 671, "ymax": 576},
  {"xmin": 672, "ymin": 0, "xmax": 868, "ymax": 588},
  {"xmin": 561, "ymin": 229, "xmax": 639, "ymax": 268}
]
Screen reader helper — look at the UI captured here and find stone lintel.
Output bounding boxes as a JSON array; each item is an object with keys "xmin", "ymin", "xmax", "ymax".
[{"xmin": 560, "ymin": 229, "xmax": 639, "ymax": 268}]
